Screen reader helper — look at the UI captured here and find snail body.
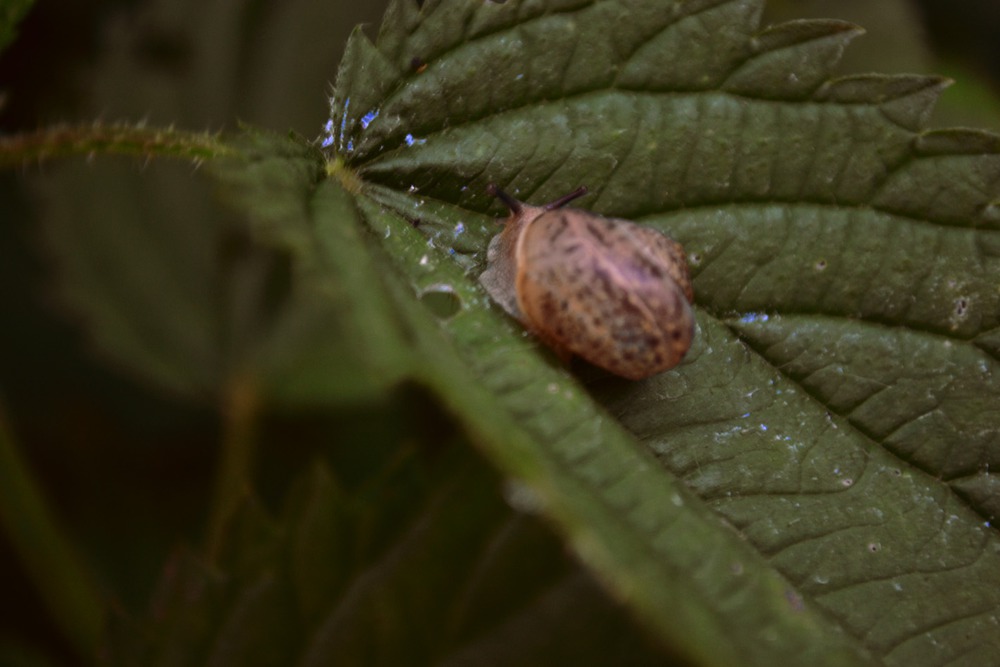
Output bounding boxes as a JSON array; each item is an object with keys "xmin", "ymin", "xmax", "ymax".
[{"xmin": 479, "ymin": 185, "xmax": 694, "ymax": 380}]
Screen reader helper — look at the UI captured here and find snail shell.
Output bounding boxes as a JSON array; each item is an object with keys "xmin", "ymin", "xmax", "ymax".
[{"xmin": 479, "ymin": 185, "xmax": 694, "ymax": 380}]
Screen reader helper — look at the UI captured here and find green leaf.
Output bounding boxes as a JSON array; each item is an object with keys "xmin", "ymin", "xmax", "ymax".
[
  {"xmin": 210, "ymin": 131, "xmax": 412, "ymax": 405},
  {"xmin": 316, "ymin": 0, "xmax": 1000, "ymax": 665},
  {"xmin": 34, "ymin": 160, "xmax": 236, "ymax": 397},
  {"xmin": 37, "ymin": 151, "xmax": 380, "ymax": 404},
  {"xmin": 355, "ymin": 177, "xmax": 873, "ymax": 667}
]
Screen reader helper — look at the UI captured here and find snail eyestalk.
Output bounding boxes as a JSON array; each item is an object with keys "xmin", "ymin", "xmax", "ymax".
[
  {"xmin": 486, "ymin": 183, "xmax": 523, "ymax": 215},
  {"xmin": 543, "ymin": 186, "xmax": 588, "ymax": 210}
]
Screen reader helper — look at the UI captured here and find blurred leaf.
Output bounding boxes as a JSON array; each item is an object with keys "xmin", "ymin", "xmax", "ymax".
[
  {"xmin": 0, "ymin": 639, "xmax": 62, "ymax": 667},
  {"xmin": 0, "ymin": 411, "xmax": 103, "ymax": 659},
  {"xmin": 108, "ymin": 446, "xmax": 668, "ymax": 666},
  {"xmin": 929, "ymin": 58, "xmax": 1000, "ymax": 132},
  {"xmin": 34, "ymin": 159, "xmax": 238, "ymax": 397},
  {"xmin": 0, "ymin": 0, "xmax": 34, "ymax": 53},
  {"xmin": 30, "ymin": 0, "xmax": 402, "ymax": 405}
]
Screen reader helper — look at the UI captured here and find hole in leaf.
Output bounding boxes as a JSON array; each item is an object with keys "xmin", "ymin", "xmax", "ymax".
[{"xmin": 419, "ymin": 285, "xmax": 461, "ymax": 319}]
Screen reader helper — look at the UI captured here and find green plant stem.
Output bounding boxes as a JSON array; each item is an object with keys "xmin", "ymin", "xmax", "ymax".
[
  {"xmin": 205, "ymin": 375, "xmax": 260, "ymax": 564},
  {"xmin": 0, "ymin": 407, "xmax": 103, "ymax": 661},
  {"xmin": 0, "ymin": 122, "xmax": 234, "ymax": 169}
]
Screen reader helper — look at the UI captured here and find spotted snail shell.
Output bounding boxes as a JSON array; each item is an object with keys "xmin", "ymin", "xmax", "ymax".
[{"xmin": 479, "ymin": 185, "xmax": 695, "ymax": 380}]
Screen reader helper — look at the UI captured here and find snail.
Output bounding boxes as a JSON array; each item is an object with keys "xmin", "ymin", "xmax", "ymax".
[{"xmin": 479, "ymin": 184, "xmax": 695, "ymax": 380}]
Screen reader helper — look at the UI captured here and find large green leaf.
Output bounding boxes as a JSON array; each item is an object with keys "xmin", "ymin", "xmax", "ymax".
[{"xmin": 308, "ymin": 0, "xmax": 1000, "ymax": 665}]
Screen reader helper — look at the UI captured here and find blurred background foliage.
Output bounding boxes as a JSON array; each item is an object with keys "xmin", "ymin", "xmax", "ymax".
[{"xmin": 1, "ymin": 1, "xmax": 1000, "ymax": 665}]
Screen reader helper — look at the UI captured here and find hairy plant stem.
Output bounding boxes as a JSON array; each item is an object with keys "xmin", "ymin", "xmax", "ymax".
[{"xmin": 0, "ymin": 122, "xmax": 234, "ymax": 169}]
